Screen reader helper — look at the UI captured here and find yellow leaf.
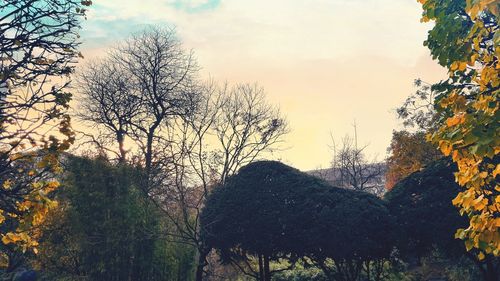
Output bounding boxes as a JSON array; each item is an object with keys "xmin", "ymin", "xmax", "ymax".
[
  {"xmin": 469, "ymin": 54, "xmax": 479, "ymax": 65},
  {"xmin": 452, "ymin": 196, "xmax": 462, "ymax": 206},
  {"xmin": 440, "ymin": 142, "xmax": 453, "ymax": 156},
  {"xmin": 465, "ymin": 239, "xmax": 474, "ymax": 251},
  {"xmin": 2, "ymin": 233, "xmax": 20, "ymax": 245},
  {"xmin": 478, "ymin": 251, "xmax": 485, "ymax": 260},
  {"xmin": 458, "ymin": 62, "xmax": 467, "ymax": 71},
  {"xmin": 446, "ymin": 114, "xmax": 465, "ymax": 127},
  {"xmin": 2, "ymin": 180, "xmax": 12, "ymax": 190}
]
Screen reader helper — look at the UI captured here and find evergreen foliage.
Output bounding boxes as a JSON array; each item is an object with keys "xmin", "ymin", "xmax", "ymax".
[
  {"xmin": 386, "ymin": 158, "xmax": 499, "ymax": 281},
  {"xmin": 201, "ymin": 161, "xmax": 395, "ymax": 281}
]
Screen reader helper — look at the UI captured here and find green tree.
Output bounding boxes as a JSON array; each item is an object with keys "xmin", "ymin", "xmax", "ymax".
[
  {"xmin": 304, "ymin": 184, "xmax": 395, "ymax": 281},
  {"xmin": 386, "ymin": 158, "xmax": 499, "ymax": 281},
  {"xmin": 201, "ymin": 161, "xmax": 395, "ymax": 281},
  {"xmin": 201, "ymin": 161, "xmax": 305, "ymax": 281},
  {"xmin": 35, "ymin": 156, "xmax": 196, "ymax": 281}
]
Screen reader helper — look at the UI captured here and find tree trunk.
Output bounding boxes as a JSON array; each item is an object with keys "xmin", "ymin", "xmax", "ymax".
[
  {"xmin": 258, "ymin": 255, "xmax": 265, "ymax": 281},
  {"xmin": 263, "ymin": 255, "xmax": 271, "ymax": 281},
  {"xmin": 484, "ymin": 258, "xmax": 499, "ymax": 281},
  {"xmin": 117, "ymin": 131, "xmax": 126, "ymax": 163},
  {"xmin": 145, "ymin": 131, "xmax": 154, "ymax": 177},
  {"xmin": 195, "ymin": 247, "xmax": 210, "ymax": 281}
]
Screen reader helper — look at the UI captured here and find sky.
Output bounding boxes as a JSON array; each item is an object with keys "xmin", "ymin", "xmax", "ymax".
[{"xmin": 78, "ymin": 0, "xmax": 447, "ymax": 171}]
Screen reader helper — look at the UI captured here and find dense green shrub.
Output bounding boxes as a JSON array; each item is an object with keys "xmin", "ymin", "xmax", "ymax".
[
  {"xmin": 201, "ymin": 161, "xmax": 395, "ymax": 281},
  {"xmin": 385, "ymin": 158, "xmax": 467, "ymax": 259},
  {"xmin": 385, "ymin": 158, "xmax": 499, "ymax": 281}
]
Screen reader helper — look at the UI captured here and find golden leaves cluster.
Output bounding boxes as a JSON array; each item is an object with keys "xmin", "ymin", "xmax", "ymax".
[{"xmin": 421, "ymin": 0, "xmax": 500, "ymax": 258}]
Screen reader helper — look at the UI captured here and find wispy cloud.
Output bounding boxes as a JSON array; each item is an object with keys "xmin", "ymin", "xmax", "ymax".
[
  {"xmin": 82, "ymin": 0, "xmax": 431, "ymax": 64},
  {"xmin": 78, "ymin": 0, "xmax": 445, "ymax": 169},
  {"xmin": 172, "ymin": 0, "xmax": 221, "ymax": 12}
]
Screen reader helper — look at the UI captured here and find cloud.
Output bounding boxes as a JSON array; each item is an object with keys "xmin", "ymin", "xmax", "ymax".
[
  {"xmin": 81, "ymin": 0, "xmax": 432, "ymax": 64},
  {"xmin": 172, "ymin": 0, "xmax": 221, "ymax": 12},
  {"xmin": 78, "ymin": 0, "xmax": 445, "ymax": 169}
]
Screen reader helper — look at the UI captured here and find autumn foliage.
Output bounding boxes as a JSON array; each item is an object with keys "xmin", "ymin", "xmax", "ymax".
[
  {"xmin": 418, "ymin": 0, "xmax": 500, "ymax": 257},
  {"xmin": 0, "ymin": 0, "xmax": 89, "ymax": 261},
  {"xmin": 385, "ymin": 131, "xmax": 441, "ymax": 190}
]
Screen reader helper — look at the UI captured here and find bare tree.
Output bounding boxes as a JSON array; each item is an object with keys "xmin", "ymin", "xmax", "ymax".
[
  {"xmin": 75, "ymin": 27, "xmax": 289, "ymax": 280},
  {"xmin": 214, "ymin": 83, "xmax": 288, "ymax": 184},
  {"xmin": 115, "ymin": 27, "xmax": 197, "ymax": 178},
  {"xmin": 76, "ymin": 59, "xmax": 139, "ymax": 162},
  {"xmin": 157, "ymin": 82, "xmax": 289, "ymax": 281},
  {"xmin": 76, "ymin": 27, "xmax": 197, "ymax": 181},
  {"xmin": 327, "ymin": 124, "xmax": 385, "ymax": 196}
]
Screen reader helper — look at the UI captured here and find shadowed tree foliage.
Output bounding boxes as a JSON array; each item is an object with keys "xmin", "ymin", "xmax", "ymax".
[
  {"xmin": 34, "ymin": 156, "xmax": 196, "ymax": 281},
  {"xmin": 385, "ymin": 158, "xmax": 500, "ymax": 281},
  {"xmin": 201, "ymin": 161, "xmax": 395, "ymax": 281},
  {"xmin": 385, "ymin": 158, "xmax": 467, "ymax": 258},
  {"xmin": 201, "ymin": 161, "xmax": 311, "ymax": 281},
  {"xmin": 304, "ymin": 184, "xmax": 395, "ymax": 281}
]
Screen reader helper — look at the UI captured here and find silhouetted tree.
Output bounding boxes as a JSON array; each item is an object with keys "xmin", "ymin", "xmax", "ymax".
[
  {"xmin": 77, "ymin": 36, "xmax": 289, "ymax": 279},
  {"xmin": 201, "ymin": 161, "xmax": 395, "ymax": 281},
  {"xmin": 305, "ymin": 187, "xmax": 395, "ymax": 281},
  {"xmin": 77, "ymin": 26, "xmax": 197, "ymax": 182},
  {"xmin": 328, "ymin": 128, "xmax": 385, "ymax": 196},
  {"xmin": 76, "ymin": 60, "xmax": 139, "ymax": 162},
  {"xmin": 385, "ymin": 158, "xmax": 500, "ymax": 281}
]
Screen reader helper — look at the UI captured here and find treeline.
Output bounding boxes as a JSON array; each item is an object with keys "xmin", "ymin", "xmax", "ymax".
[
  {"xmin": 198, "ymin": 159, "xmax": 499, "ymax": 281},
  {"xmin": 0, "ymin": 2, "xmax": 289, "ymax": 278},
  {"xmin": 26, "ymin": 155, "xmax": 498, "ymax": 281}
]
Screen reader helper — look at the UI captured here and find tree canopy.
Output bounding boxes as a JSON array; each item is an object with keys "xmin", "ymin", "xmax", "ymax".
[
  {"xmin": 201, "ymin": 161, "xmax": 395, "ymax": 281},
  {"xmin": 36, "ymin": 155, "xmax": 196, "ymax": 281},
  {"xmin": 386, "ymin": 158, "xmax": 499, "ymax": 281},
  {"xmin": 385, "ymin": 158, "xmax": 468, "ymax": 258},
  {"xmin": 385, "ymin": 130, "xmax": 442, "ymax": 190},
  {"xmin": 418, "ymin": 0, "xmax": 499, "ymax": 257}
]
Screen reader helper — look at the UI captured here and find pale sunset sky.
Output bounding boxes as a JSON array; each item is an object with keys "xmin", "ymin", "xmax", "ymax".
[{"xmin": 79, "ymin": 0, "xmax": 447, "ymax": 171}]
